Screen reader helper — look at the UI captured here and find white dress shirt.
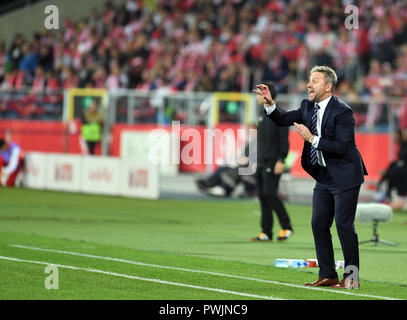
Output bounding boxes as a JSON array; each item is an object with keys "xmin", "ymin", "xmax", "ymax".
[{"xmin": 264, "ymin": 95, "xmax": 332, "ymax": 167}]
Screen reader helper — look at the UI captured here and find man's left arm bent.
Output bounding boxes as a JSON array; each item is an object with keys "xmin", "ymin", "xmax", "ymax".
[{"xmin": 317, "ymin": 109, "xmax": 355, "ymax": 155}]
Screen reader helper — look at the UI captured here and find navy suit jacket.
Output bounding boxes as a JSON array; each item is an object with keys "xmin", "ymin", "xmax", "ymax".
[{"xmin": 267, "ymin": 96, "xmax": 368, "ymax": 192}]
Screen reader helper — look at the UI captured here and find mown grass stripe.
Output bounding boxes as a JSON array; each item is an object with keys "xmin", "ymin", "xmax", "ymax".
[
  {"xmin": 10, "ymin": 244, "xmax": 403, "ymax": 300},
  {"xmin": 0, "ymin": 255, "xmax": 285, "ymax": 300}
]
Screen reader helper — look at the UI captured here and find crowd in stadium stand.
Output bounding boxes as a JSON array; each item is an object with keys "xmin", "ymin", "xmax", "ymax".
[{"xmin": 0, "ymin": 0, "xmax": 407, "ymax": 123}]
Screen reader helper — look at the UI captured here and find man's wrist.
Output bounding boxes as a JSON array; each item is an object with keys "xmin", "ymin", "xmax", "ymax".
[
  {"xmin": 264, "ymin": 103, "xmax": 276, "ymax": 108},
  {"xmin": 263, "ymin": 97, "xmax": 274, "ymax": 106},
  {"xmin": 264, "ymin": 103, "xmax": 276, "ymax": 115}
]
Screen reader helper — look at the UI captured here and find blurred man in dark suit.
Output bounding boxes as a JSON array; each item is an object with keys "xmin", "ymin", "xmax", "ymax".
[{"xmin": 250, "ymin": 81, "xmax": 293, "ymax": 243}]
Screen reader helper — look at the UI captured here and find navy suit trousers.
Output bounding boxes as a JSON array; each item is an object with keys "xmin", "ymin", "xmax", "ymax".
[{"xmin": 311, "ymin": 167, "xmax": 360, "ymax": 279}]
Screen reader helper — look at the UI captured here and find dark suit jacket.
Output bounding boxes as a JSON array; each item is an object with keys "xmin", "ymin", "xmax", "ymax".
[{"xmin": 267, "ymin": 96, "xmax": 368, "ymax": 192}]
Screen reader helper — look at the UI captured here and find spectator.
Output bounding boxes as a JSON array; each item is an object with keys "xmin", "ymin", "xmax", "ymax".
[
  {"xmin": 62, "ymin": 66, "xmax": 79, "ymax": 89},
  {"xmin": 195, "ymin": 124, "xmax": 257, "ymax": 198},
  {"xmin": 19, "ymin": 43, "xmax": 37, "ymax": 79},
  {"xmin": 8, "ymin": 34, "xmax": 24, "ymax": 72},
  {"xmin": 0, "ymin": 42, "xmax": 6, "ymax": 83},
  {"xmin": 31, "ymin": 67, "xmax": 46, "ymax": 93},
  {"xmin": 92, "ymin": 66, "xmax": 108, "ymax": 89},
  {"xmin": 334, "ymin": 28, "xmax": 358, "ymax": 81},
  {"xmin": 368, "ymin": 16, "xmax": 396, "ymax": 64},
  {"xmin": 106, "ymin": 63, "xmax": 128, "ymax": 89},
  {"xmin": 3, "ymin": 70, "xmax": 26, "ymax": 91},
  {"xmin": 0, "ymin": 137, "xmax": 24, "ymax": 187},
  {"xmin": 0, "ymin": 0, "xmax": 405, "ymax": 115},
  {"xmin": 45, "ymin": 71, "xmax": 60, "ymax": 93}
]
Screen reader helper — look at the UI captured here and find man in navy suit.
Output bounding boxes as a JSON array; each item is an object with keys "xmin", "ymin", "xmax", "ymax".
[{"xmin": 254, "ymin": 66, "xmax": 368, "ymax": 289}]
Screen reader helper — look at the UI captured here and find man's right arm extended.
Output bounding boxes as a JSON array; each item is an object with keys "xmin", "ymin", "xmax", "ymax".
[{"xmin": 264, "ymin": 102, "xmax": 304, "ymax": 127}]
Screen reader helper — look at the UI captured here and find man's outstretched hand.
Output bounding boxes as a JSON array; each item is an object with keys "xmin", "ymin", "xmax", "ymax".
[{"xmin": 253, "ymin": 84, "xmax": 274, "ymax": 106}]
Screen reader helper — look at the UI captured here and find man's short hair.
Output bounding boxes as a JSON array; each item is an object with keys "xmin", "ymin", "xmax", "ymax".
[
  {"xmin": 264, "ymin": 81, "xmax": 278, "ymax": 100},
  {"xmin": 310, "ymin": 65, "xmax": 338, "ymax": 92}
]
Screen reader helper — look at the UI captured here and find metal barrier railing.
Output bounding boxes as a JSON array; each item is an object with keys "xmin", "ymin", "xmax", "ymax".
[{"xmin": 1, "ymin": 87, "xmax": 406, "ymax": 161}]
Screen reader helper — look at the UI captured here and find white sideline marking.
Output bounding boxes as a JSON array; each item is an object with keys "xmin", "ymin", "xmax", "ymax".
[
  {"xmin": 0, "ymin": 255, "xmax": 283, "ymax": 300},
  {"xmin": 10, "ymin": 244, "xmax": 403, "ymax": 300}
]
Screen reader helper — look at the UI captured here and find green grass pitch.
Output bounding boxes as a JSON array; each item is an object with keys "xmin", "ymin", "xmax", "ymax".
[{"xmin": 0, "ymin": 188, "xmax": 406, "ymax": 300}]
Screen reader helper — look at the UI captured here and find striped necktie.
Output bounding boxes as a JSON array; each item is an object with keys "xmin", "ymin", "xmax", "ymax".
[{"xmin": 310, "ymin": 104, "xmax": 320, "ymax": 166}]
